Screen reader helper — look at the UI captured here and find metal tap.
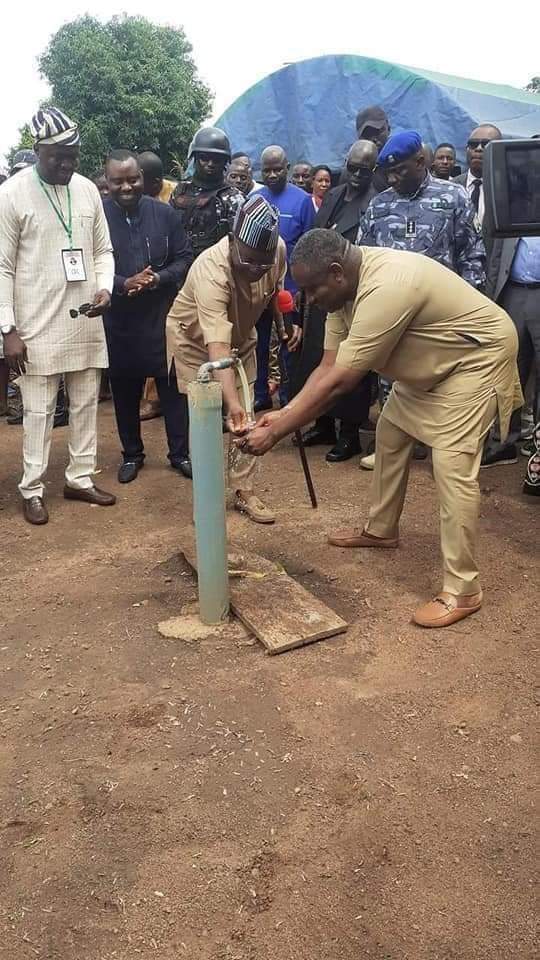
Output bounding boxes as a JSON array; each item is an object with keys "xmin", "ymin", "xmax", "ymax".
[{"xmin": 197, "ymin": 349, "xmax": 239, "ymax": 383}]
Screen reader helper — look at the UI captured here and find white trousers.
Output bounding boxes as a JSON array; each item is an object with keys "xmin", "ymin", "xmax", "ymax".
[{"xmin": 18, "ymin": 369, "xmax": 101, "ymax": 499}]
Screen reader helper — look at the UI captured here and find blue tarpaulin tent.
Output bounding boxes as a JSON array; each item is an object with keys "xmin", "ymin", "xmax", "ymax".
[{"xmin": 216, "ymin": 55, "xmax": 540, "ymax": 169}]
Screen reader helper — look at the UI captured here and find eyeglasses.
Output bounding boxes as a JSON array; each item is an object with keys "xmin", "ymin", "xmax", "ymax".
[
  {"xmin": 69, "ymin": 302, "xmax": 92, "ymax": 318},
  {"xmin": 467, "ymin": 139, "xmax": 492, "ymax": 150},
  {"xmin": 346, "ymin": 163, "xmax": 376, "ymax": 174},
  {"xmin": 233, "ymin": 237, "xmax": 275, "ymax": 270}
]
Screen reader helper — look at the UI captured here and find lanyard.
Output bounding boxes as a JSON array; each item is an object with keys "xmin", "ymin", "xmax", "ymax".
[{"xmin": 35, "ymin": 169, "xmax": 73, "ymax": 248}]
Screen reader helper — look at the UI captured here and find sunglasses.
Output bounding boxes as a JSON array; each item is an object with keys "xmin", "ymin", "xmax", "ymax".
[
  {"xmin": 467, "ymin": 139, "xmax": 492, "ymax": 150},
  {"xmin": 69, "ymin": 302, "xmax": 92, "ymax": 318},
  {"xmin": 346, "ymin": 163, "xmax": 376, "ymax": 174}
]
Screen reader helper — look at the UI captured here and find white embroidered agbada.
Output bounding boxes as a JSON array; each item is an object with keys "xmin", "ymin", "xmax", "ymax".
[{"xmin": 0, "ymin": 167, "xmax": 114, "ymax": 373}]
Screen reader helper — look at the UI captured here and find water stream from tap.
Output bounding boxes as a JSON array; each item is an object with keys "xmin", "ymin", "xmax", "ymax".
[{"xmin": 236, "ymin": 357, "xmax": 254, "ymax": 424}]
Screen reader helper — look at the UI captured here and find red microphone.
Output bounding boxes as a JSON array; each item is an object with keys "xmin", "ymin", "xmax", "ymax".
[{"xmin": 277, "ymin": 289, "xmax": 294, "ymax": 314}]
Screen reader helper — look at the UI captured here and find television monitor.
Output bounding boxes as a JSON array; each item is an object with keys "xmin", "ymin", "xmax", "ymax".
[{"xmin": 483, "ymin": 139, "xmax": 540, "ymax": 238}]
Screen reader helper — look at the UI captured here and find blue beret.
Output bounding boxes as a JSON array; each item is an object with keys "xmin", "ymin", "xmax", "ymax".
[{"xmin": 378, "ymin": 130, "xmax": 422, "ymax": 167}]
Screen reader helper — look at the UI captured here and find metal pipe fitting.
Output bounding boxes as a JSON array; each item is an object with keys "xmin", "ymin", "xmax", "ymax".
[{"xmin": 197, "ymin": 349, "xmax": 239, "ymax": 383}]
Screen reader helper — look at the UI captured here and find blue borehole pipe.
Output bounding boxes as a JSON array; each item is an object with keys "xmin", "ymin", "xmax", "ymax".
[{"xmin": 188, "ymin": 362, "xmax": 236, "ymax": 624}]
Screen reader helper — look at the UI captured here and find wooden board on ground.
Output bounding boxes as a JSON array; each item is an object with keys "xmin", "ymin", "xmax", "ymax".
[{"xmin": 182, "ymin": 544, "xmax": 348, "ymax": 655}]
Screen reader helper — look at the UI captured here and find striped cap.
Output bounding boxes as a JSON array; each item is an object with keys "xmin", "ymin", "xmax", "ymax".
[
  {"xmin": 30, "ymin": 107, "xmax": 80, "ymax": 146},
  {"xmin": 233, "ymin": 194, "xmax": 280, "ymax": 252}
]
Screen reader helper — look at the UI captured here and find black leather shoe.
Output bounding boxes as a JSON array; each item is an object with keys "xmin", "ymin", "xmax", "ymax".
[
  {"xmin": 481, "ymin": 443, "xmax": 518, "ymax": 468},
  {"xmin": 254, "ymin": 398, "xmax": 273, "ymax": 414},
  {"xmin": 118, "ymin": 460, "xmax": 143, "ymax": 483},
  {"xmin": 171, "ymin": 458, "xmax": 192, "ymax": 479},
  {"xmin": 300, "ymin": 425, "xmax": 337, "ymax": 447},
  {"xmin": 53, "ymin": 411, "xmax": 69, "ymax": 428},
  {"xmin": 326, "ymin": 436, "xmax": 361, "ymax": 463}
]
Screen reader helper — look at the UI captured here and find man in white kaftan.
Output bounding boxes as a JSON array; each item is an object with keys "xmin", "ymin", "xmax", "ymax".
[{"xmin": 0, "ymin": 107, "xmax": 116, "ymax": 524}]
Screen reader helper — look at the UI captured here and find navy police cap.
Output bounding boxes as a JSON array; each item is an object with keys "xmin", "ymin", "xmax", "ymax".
[{"xmin": 378, "ymin": 130, "xmax": 422, "ymax": 168}]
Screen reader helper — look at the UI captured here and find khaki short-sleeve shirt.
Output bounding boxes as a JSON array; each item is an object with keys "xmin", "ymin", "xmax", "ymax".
[
  {"xmin": 324, "ymin": 247, "xmax": 521, "ymax": 452},
  {"xmin": 167, "ymin": 236, "xmax": 286, "ymax": 391}
]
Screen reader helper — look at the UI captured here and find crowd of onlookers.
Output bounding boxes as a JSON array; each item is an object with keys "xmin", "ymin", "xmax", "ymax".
[{"xmin": 1, "ymin": 102, "xmax": 538, "ymax": 531}]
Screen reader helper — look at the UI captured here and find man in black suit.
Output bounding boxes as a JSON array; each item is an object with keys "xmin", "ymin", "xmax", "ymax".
[
  {"xmin": 454, "ymin": 123, "xmax": 502, "ymax": 226},
  {"xmin": 295, "ymin": 140, "xmax": 379, "ymax": 460},
  {"xmin": 481, "ymin": 230, "xmax": 540, "ymax": 466}
]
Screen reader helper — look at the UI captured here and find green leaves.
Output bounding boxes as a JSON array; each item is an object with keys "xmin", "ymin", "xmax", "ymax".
[{"xmin": 34, "ymin": 15, "xmax": 212, "ymax": 176}]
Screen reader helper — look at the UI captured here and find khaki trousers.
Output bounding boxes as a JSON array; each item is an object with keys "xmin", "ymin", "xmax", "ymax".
[
  {"xmin": 18, "ymin": 369, "xmax": 101, "ymax": 499},
  {"xmin": 143, "ymin": 378, "xmax": 159, "ymax": 403},
  {"xmin": 227, "ymin": 381, "xmax": 257, "ymax": 496},
  {"xmin": 365, "ymin": 398, "xmax": 497, "ymax": 596}
]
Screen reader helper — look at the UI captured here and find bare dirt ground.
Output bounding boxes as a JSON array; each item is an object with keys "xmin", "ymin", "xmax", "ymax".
[{"xmin": 0, "ymin": 404, "xmax": 537, "ymax": 960}]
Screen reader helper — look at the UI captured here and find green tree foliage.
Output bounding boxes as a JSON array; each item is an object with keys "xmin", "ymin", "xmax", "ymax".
[
  {"xmin": 526, "ymin": 76, "xmax": 540, "ymax": 93},
  {"xmin": 37, "ymin": 15, "xmax": 212, "ymax": 175}
]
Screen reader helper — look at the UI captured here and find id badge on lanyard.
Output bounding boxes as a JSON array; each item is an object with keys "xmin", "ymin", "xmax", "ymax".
[
  {"xmin": 62, "ymin": 248, "xmax": 87, "ymax": 282},
  {"xmin": 35, "ymin": 169, "xmax": 87, "ymax": 282}
]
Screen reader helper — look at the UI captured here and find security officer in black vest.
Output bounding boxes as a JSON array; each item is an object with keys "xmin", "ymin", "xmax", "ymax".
[{"xmin": 170, "ymin": 127, "xmax": 243, "ymax": 258}]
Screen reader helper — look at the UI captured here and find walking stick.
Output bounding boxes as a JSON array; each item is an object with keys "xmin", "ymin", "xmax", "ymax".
[{"xmin": 276, "ymin": 290, "xmax": 318, "ymax": 509}]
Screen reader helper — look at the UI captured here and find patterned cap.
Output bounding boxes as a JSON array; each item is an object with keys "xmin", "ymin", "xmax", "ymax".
[
  {"xmin": 377, "ymin": 130, "xmax": 422, "ymax": 168},
  {"xmin": 233, "ymin": 194, "xmax": 280, "ymax": 252},
  {"xmin": 30, "ymin": 107, "xmax": 80, "ymax": 146}
]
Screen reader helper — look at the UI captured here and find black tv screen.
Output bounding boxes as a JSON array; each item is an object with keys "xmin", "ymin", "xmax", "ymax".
[{"xmin": 483, "ymin": 139, "xmax": 540, "ymax": 238}]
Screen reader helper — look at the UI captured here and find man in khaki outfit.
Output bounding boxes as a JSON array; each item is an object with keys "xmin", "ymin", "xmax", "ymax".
[
  {"xmin": 241, "ymin": 229, "xmax": 521, "ymax": 627},
  {"xmin": 166, "ymin": 194, "xmax": 287, "ymax": 524}
]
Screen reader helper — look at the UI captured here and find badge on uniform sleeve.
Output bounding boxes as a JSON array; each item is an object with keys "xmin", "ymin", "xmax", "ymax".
[
  {"xmin": 405, "ymin": 218, "xmax": 417, "ymax": 238},
  {"xmin": 62, "ymin": 248, "xmax": 87, "ymax": 283}
]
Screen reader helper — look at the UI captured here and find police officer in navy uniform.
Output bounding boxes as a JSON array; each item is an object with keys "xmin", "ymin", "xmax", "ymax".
[
  {"xmin": 170, "ymin": 127, "xmax": 243, "ymax": 259},
  {"xmin": 359, "ymin": 130, "xmax": 485, "ymax": 287},
  {"xmin": 357, "ymin": 130, "xmax": 486, "ymax": 468}
]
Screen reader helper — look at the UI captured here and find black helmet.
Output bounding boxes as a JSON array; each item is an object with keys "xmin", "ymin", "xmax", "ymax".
[
  {"xmin": 188, "ymin": 127, "xmax": 231, "ymax": 161},
  {"xmin": 11, "ymin": 149, "xmax": 37, "ymax": 172}
]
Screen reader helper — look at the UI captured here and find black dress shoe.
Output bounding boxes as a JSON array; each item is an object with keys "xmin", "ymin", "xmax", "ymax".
[
  {"xmin": 53, "ymin": 411, "xmax": 69, "ymax": 428},
  {"xmin": 254, "ymin": 398, "xmax": 273, "ymax": 414},
  {"xmin": 326, "ymin": 436, "xmax": 361, "ymax": 463},
  {"xmin": 118, "ymin": 460, "xmax": 143, "ymax": 483},
  {"xmin": 300, "ymin": 425, "xmax": 337, "ymax": 447},
  {"xmin": 171, "ymin": 458, "xmax": 192, "ymax": 479},
  {"xmin": 481, "ymin": 443, "xmax": 518, "ymax": 468}
]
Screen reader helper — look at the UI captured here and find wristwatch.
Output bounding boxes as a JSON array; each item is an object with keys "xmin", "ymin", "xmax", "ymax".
[{"xmin": 0, "ymin": 323, "xmax": 16, "ymax": 335}]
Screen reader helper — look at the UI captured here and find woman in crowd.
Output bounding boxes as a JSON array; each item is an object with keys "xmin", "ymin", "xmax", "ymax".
[{"xmin": 310, "ymin": 165, "xmax": 332, "ymax": 211}]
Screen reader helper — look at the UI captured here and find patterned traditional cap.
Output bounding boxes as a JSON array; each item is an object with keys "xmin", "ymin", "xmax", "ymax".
[
  {"xmin": 377, "ymin": 130, "xmax": 422, "ymax": 168},
  {"xmin": 30, "ymin": 107, "xmax": 80, "ymax": 146},
  {"xmin": 233, "ymin": 194, "xmax": 280, "ymax": 253}
]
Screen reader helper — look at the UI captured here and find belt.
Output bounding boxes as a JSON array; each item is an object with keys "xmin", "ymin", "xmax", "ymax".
[{"xmin": 510, "ymin": 279, "xmax": 540, "ymax": 289}]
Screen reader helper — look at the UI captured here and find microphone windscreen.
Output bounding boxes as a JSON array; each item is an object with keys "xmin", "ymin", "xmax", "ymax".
[{"xmin": 277, "ymin": 289, "xmax": 295, "ymax": 313}]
